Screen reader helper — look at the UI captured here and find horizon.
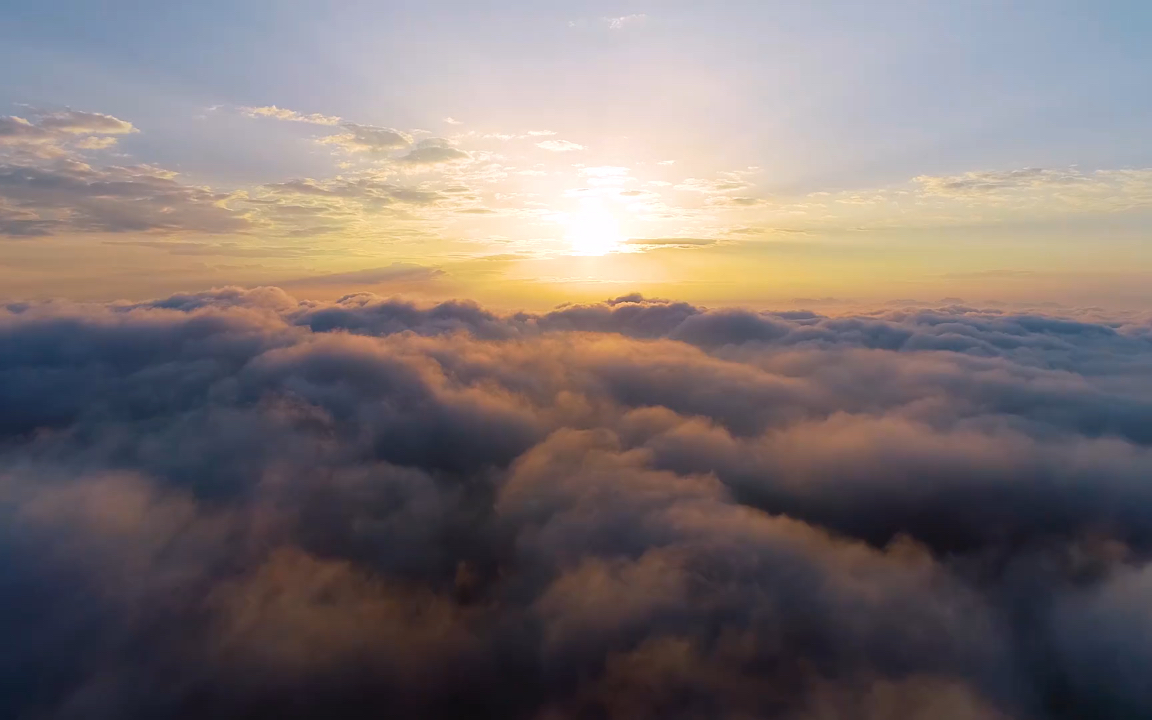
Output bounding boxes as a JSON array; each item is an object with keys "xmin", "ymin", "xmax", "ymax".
[{"xmin": 3, "ymin": 3, "xmax": 1152, "ymax": 719}]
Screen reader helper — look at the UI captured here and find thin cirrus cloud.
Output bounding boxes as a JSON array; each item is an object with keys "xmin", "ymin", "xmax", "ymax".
[
  {"xmin": 536, "ymin": 139, "xmax": 585, "ymax": 152},
  {"xmin": 2, "ymin": 289, "xmax": 1152, "ymax": 717},
  {"xmin": 241, "ymin": 105, "xmax": 343, "ymax": 125},
  {"xmin": 605, "ymin": 13, "xmax": 647, "ymax": 29}
]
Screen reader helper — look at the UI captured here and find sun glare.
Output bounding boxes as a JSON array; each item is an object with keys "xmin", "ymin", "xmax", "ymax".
[{"xmin": 565, "ymin": 202, "xmax": 624, "ymax": 256}]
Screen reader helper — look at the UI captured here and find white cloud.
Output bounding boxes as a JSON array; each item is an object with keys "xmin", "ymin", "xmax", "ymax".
[
  {"xmin": 605, "ymin": 14, "xmax": 647, "ymax": 30},
  {"xmin": 443, "ymin": 117, "xmax": 463, "ymax": 125},
  {"xmin": 537, "ymin": 140, "xmax": 585, "ymax": 152},
  {"xmin": 580, "ymin": 166, "xmax": 633, "ymax": 186}
]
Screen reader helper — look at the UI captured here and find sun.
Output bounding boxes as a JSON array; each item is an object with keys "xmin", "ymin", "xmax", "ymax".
[{"xmin": 565, "ymin": 201, "xmax": 624, "ymax": 256}]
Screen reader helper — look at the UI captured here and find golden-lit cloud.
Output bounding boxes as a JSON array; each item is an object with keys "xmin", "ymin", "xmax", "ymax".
[
  {"xmin": 242, "ymin": 105, "xmax": 343, "ymax": 125},
  {"xmin": 4, "ymin": 103, "xmax": 1151, "ymax": 310}
]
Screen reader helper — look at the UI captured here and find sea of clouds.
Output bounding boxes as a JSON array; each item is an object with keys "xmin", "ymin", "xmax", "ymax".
[{"xmin": 2, "ymin": 288, "xmax": 1152, "ymax": 719}]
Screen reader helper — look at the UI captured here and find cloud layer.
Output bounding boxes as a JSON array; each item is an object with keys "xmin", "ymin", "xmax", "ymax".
[{"xmin": 2, "ymin": 290, "xmax": 1152, "ymax": 718}]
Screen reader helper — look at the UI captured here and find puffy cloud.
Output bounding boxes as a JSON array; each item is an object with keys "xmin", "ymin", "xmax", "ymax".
[
  {"xmin": 0, "ymin": 110, "xmax": 137, "ymax": 157},
  {"xmin": 2, "ymin": 289, "xmax": 1152, "ymax": 717}
]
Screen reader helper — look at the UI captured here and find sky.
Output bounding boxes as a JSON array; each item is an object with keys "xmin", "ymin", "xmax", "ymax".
[
  {"xmin": 7, "ymin": 5, "xmax": 1152, "ymax": 719},
  {"xmin": 1, "ymin": 0, "xmax": 1151, "ymax": 309}
]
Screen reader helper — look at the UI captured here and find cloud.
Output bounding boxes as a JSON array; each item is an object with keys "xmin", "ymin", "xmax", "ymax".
[
  {"xmin": 0, "ymin": 161, "xmax": 251, "ymax": 236},
  {"xmin": 260, "ymin": 177, "xmax": 443, "ymax": 205},
  {"xmin": 537, "ymin": 139, "xmax": 585, "ymax": 152},
  {"xmin": 915, "ymin": 168, "xmax": 1088, "ymax": 196},
  {"xmin": 2, "ymin": 289, "xmax": 1152, "ymax": 717},
  {"xmin": 605, "ymin": 14, "xmax": 647, "ymax": 30},
  {"xmin": 319, "ymin": 123, "xmax": 414, "ymax": 153},
  {"xmin": 242, "ymin": 105, "xmax": 343, "ymax": 125},
  {"xmin": 443, "ymin": 117, "xmax": 463, "ymax": 125},
  {"xmin": 705, "ymin": 195, "xmax": 768, "ymax": 207},
  {"xmin": 624, "ymin": 237, "xmax": 719, "ymax": 249},
  {"xmin": 398, "ymin": 139, "xmax": 471, "ymax": 166},
  {"xmin": 675, "ymin": 176, "xmax": 753, "ymax": 194},
  {"xmin": 0, "ymin": 110, "xmax": 137, "ymax": 156},
  {"xmin": 281, "ymin": 263, "xmax": 446, "ymax": 286},
  {"xmin": 32, "ymin": 110, "xmax": 137, "ymax": 135},
  {"xmin": 909, "ymin": 167, "xmax": 1152, "ymax": 212}
]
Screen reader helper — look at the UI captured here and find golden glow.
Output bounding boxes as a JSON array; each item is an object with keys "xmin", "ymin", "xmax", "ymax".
[{"xmin": 565, "ymin": 200, "xmax": 624, "ymax": 256}]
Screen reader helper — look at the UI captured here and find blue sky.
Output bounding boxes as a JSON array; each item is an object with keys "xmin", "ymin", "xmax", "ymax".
[{"xmin": 1, "ymin": 1, "xmax": 1150, "ymax": 306}]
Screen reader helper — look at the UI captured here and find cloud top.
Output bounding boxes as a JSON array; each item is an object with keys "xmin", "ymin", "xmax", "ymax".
[{"xmin": 2, "ymin": 289, "xmax": 1152, "ymax": 718}]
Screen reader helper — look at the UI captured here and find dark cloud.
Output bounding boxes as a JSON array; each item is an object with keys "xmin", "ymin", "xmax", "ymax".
[{"xmin": 1, "ymin": 290, "xmax": 1152, "ymax": 718}]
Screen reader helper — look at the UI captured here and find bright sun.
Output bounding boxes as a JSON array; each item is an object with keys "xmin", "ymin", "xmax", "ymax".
[{"xmin": 565, "ymin": 202, "xmax": 624, "ymax": 256}]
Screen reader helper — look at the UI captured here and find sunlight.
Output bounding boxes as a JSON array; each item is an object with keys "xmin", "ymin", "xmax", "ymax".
[{"xmin": 565, "ymin": 201, "xmax": 624, "ymax": 256}]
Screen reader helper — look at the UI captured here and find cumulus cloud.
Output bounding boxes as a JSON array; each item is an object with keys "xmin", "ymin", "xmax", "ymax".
[
  {"xmin": 537, "ymin": 139, "xmax": 585, "ymax": 152},
  {"xmin": 2, "ymin": 289, "xmax": 1152, "ymax": 717}
]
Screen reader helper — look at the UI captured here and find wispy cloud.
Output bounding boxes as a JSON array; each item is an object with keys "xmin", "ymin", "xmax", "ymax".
[
  {"xmin": 605, "ymin": 13, "xmax": 647, "ymax": 30},
  {"xmin": 536, "ymin": 139, "xmax": 584, "ymax": 152},
  {"xmin": 241, "ymin": 105, "xmax": 343, "ymax": 125}
]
